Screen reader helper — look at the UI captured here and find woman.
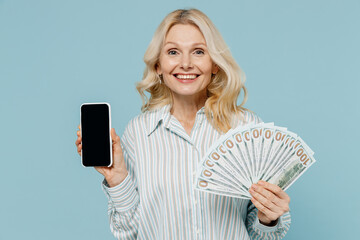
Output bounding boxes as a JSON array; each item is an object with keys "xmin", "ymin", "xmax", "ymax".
[{"xmin": 76, "ymin": 8, "xmax": 291, "ymax": 239}]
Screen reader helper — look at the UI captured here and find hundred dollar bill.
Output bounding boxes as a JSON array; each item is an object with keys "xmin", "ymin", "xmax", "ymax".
[
  {"xmin": 200, "ymin": 149, "xmax": 250, "ymax": 189},
  {"xmin": 258, "ymin": 127, "xmax": 288, "ymax": 181},
  {"xmin": 196, "ymin": 160, "xmax": 249, "ymax": 194},
  {"xmin": 257, "ymin": 126, "xmax": 275, "ymax": 181},
  {"xmin": 264, "ymin": 135, "xmax": 302, "ymax": 181},
  {"xmin": 267, "ymin": 142, "xmax": 315, "ymax": 190},
  {"xmin": 194, "ymin": 178, "xmax": 251, "ymax": 199},
  {"xmin": 263, "ymin": 133, "xmax": 298, "ymax": 181},
  {"xmin": 218, "ymin": 135, "xmax": 252, "ymax": 187},
  {"xmin": 230, "ymin": 125, "xmax": 256, "ymax": 183},
  {"xmin": 249, "ymin": 124, "xmax": 271, "ymax": 183}
]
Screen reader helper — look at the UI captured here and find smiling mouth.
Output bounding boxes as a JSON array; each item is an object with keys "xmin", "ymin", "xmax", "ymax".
[{"xmin": 173, "ymin": 74, "xmax": 200, "ymax": 80}]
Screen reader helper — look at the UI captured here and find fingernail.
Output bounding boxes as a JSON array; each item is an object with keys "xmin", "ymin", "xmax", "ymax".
[
  {"xmin": 252, "ymin": 184, "xmax": 257, "ymax": 190},
  {"xmin": 258, "ymin": 181, "xmax": 265, "ymax": 186}
]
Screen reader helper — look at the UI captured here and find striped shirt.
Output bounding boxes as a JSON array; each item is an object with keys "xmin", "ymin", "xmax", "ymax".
[{"xmin": 102, "ymin": 104, "xmax": 291, "ymax": 239}]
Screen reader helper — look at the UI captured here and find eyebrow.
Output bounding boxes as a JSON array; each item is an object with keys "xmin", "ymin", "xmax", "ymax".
[{"xmin": 164, "ymin": 41, "xmax": 206, "ymax": 47}]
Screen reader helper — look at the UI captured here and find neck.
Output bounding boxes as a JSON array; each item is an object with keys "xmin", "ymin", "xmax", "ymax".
[{"xmin": 170, "ymin": 92, "xmax": 206, "ymax": 121}]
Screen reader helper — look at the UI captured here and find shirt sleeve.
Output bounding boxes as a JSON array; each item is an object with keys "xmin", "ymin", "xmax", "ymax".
[
  {"xmin": 253, "ymin": 111, "xmax": 263, "ymax": 124},
  {"xmin": 101, "ymin": 119, "xmax": 140, "ymax": 240},
  {"xmin": 245, "ymin": 197, "xmax": 291, "ymax": 239},
  {"xmin": 240, "ymin": 110, "xmax": 264, "ymax": 125}
]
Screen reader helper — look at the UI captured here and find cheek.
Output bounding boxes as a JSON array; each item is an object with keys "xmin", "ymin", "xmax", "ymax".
[
  {"xmin": 160, "ymin": 57, "xmax": 178, "ymax": 74},
  {"xmin": 195, "ymin": 58, "xmax": 214, "ymax": 74}
]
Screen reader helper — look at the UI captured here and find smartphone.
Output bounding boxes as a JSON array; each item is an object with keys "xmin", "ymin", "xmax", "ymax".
[{"xmin": 80, "ymin": 102, "xmax": 112, "ymax": 167}]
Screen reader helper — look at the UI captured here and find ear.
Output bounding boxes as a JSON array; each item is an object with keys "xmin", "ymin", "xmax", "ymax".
[
  {"xmin": 156, "ymin": 63, "xmax": 162, "ymax": 75},
  {"xmin": 212, "ymin": 63, "xmax": 219, "ymax": 75}
]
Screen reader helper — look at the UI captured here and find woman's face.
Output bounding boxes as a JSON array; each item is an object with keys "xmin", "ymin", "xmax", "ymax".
[{"xmin": 157, "ymin": 24, "xmax": 218, "ymax": 100}]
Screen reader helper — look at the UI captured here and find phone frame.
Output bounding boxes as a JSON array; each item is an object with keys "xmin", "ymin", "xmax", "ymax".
[{"xmin": 80, "ymin": 102, "xmax": 113, "ymax": 167}]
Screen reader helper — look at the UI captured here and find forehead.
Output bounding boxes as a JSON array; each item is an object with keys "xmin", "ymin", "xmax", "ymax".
[{"xmin": 164, "ymin": 24, "xmax": 206, "ymax": 46}]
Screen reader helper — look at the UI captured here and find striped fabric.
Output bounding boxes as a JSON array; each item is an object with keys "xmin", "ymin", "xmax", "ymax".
[{"xmin": 102, "ymin": 105, "xmax": 291, "ymax": 239}]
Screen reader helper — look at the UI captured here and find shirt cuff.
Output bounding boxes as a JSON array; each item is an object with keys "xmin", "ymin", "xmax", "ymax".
[
  {"xmin": 253, "ymin": 212, "xmax": 290, "ymax": 233},
  {"xmin": 102, "ymin": 174, "xmax": 139, "ymax": 212}
]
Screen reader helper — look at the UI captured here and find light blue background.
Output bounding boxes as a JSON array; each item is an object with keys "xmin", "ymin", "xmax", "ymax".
[{"xmin": 1, "ymin": 0, "xmax": 359, "ymax": 239}]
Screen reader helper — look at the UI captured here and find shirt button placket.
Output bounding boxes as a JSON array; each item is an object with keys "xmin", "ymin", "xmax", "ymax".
[{"xmin": 193, "ymin": 144, "xmax": 204, "ymax": 240}]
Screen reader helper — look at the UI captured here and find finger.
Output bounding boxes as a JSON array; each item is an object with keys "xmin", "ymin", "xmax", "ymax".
[
  {"xmin": 251, "ymin": 184, "xmax": 288, "ymax": 209},
  {"xmin": 77, "ymin": 130, "xmax": 81, "ymax": 137},
  {"xmin": 250, "ymin": 184, "xmax": 284, "ymax": 208},
  {"xmin": 113, "ymin": 134, "xmax": 122, "ymax": 153},
  {"xmin": 258, "ymin": 180, "xmax": 290, "ymax": 202},
  {"xmin": 75, "ymin": 137, "xmax": 82, "ymax": 146},
  {"xmin": 77, "ymin": 143, "xmax": 82, "ymax": 155},
  {"xmin": 251, "ymin": 184, "xmax": 277, "ymax": 203},
  {"xmin": 250, "ymin": 197, "xmax": 278, "ymax": 221},
  {"xmin": 111, "ymin": 128, "xmax": 122, "ymax": 148},
  {"xmin": 111, "ymin": 128, "xmax": 117, "ymax": 142},
  {"xmin": 110, "ymin": 128, "xmax": 123, "ymax": 162},
  {"xmin": 249, "ymin": 186, "xmax": 282, "ymax": 213},
  {"xmin": 78, "ymin": 124, "xmax": 81, "ymax": 130}
]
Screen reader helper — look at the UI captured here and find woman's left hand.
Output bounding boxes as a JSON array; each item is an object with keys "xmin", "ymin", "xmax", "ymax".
[{"xmin": 249, "ymin": 180, "xmax": 290, "ymax": 226}]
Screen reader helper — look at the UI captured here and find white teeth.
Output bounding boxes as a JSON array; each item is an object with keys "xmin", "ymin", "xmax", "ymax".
[{"xmin": 175, "ymin": 74, "xmax": 198, "ymax": 79}]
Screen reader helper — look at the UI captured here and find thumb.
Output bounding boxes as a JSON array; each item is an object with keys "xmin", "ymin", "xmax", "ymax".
[
  {"xmin": 111, "ymin": 128, "xmax": 117, "ymax": 141},
  {"xmin": 111, "ymin": 128, "xmax": 122, "ymax": 154}
]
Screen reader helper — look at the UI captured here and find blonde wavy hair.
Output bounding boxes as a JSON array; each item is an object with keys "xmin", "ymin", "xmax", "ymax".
[{"xmin": 136, "ymin": 8, "xmax": 248, "ymax": 133}]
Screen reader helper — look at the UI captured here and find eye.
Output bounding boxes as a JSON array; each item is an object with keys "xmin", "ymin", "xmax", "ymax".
[
  {"xmin": 194, "ymin": 49, "xmax": 205, "ymax": 55},
  {"xmin": 167, "ymin": 49, "xmax": 178, "ymax": 55}
]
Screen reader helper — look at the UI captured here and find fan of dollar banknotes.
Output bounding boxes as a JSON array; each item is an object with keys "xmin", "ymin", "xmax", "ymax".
[{"xmin": 194, "ymin": 122, "xmax": 315, "ymax": 199}]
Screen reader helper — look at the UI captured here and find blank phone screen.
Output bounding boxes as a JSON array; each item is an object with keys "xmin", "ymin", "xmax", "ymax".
[{"xmin": 81, "ymin": 104, "xmax": 111, "ymax": 167}]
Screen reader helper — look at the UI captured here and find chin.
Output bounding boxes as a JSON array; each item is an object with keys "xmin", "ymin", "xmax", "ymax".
[{"xmin": 171, "ymin": 87, "xmax": 207, "ymax": 98}]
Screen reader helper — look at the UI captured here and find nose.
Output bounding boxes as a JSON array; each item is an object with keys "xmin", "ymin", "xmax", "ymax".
[{"xmin": 180, "ymin": 53, "xmax": 193, "ymax": 70}]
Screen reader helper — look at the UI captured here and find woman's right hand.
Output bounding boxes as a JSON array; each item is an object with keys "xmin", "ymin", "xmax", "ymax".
[{"xmin": 75, "ymin": 126, "xmax": 128, "ymax": 187}]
